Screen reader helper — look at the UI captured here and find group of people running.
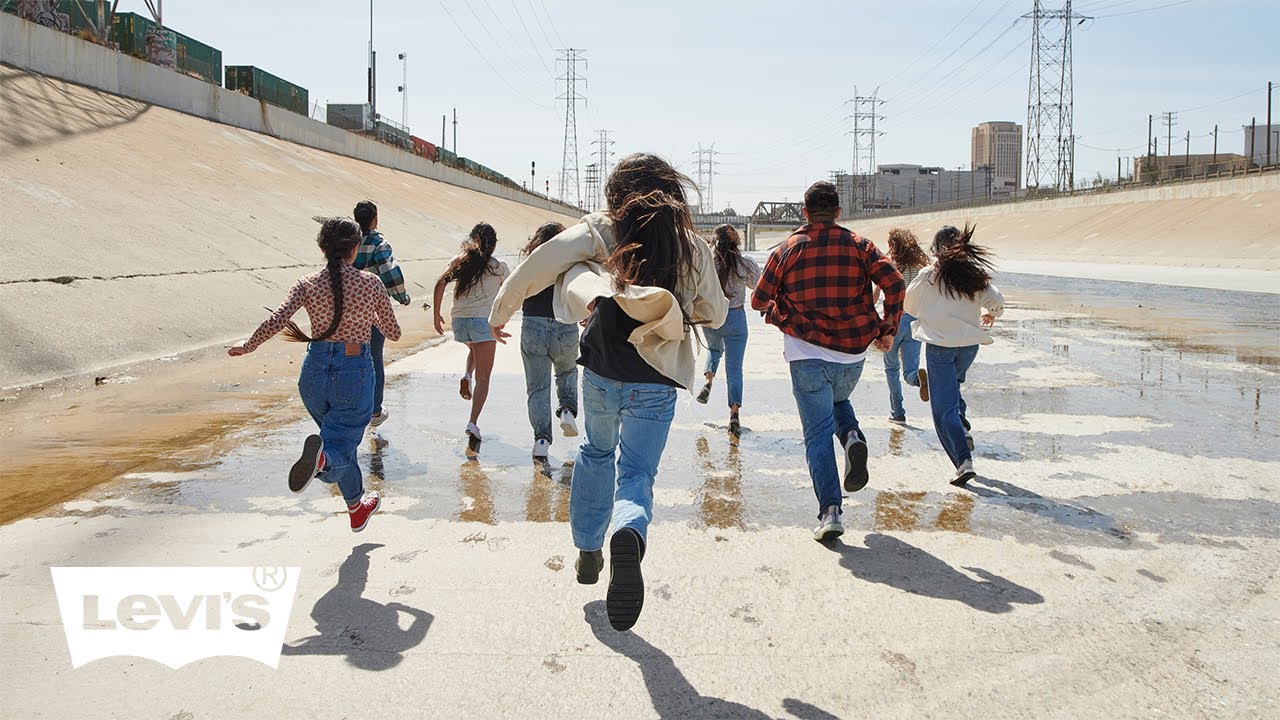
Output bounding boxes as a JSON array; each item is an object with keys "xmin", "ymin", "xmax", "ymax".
[{"xmin": 228, "ymin": 152, "xmax": 1004, "ymax": 632}]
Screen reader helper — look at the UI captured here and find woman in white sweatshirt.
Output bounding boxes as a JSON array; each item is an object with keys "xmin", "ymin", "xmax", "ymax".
[{"xmin": 904, "ymin": 224, "xmax": 1004, "ymax": 486}]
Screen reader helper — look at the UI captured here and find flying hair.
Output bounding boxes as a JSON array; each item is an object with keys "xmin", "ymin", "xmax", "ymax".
[{"xmin": 931, "ymin": 223, "xmax": 995, "ymax": 300}]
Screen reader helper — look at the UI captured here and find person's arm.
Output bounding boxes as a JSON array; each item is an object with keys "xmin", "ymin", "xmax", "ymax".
[
  {"xmin": 750, "ymin": 248, "xmax": 783, "ymax": 313},
  {"xmin": 373, "ymin": 240, "xmax": 411, "ymax": 306},
  {"xmin": 688, "ymin": 240, "xmax": 729, "ymax": 329},
  {"xmin": 228, "ymin": 281, "xmax": 305, "ymax": 355},
  {"xmin": 432, "ymin": 274, "xmax": 449, "ymax": 335},
  {"xmin": 374, "ymin": 284, "xmax": 403, "ymax": 341},
  {"xmin": 489, "ymin": 221, "xmax": 600, "ymax": 328},
  {"xmin": 980, "ymin": 282, "xmax": 1005, "ymax": 326},
  {"xmin": 865, "ymin": 242, "xmax": 904, "ymax": 340}
]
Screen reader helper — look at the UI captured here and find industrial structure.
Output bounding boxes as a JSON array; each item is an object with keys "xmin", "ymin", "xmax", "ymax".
[
  {"xmin": 557, "ymin": 48, "xmax": 586, "ymax": 208},
  {"xmin": 1024, "ymin": 1, "xmax": 1088, "ymax": 192}
]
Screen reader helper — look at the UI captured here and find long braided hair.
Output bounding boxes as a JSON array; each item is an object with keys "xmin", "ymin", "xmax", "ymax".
[
  {"xmin": 442, "ymin": 222, "xmax": 500, "ymax": 297},
  {"xmin": 281, "ymin": 217, "xmax": 362, "ymax": 342},
  {"xmin": 930, "ymin": 223, "xmax": 995, "ymax": 301},
  {"xmin": 712, "ymin": 224, "xmax": 747, "ymax": 299}
]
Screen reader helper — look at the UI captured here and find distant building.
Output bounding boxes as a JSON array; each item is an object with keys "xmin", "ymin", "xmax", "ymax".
[
  {"xmin": 971, "ymin": 121, "xmax": 1022, "ymax": 194},
  {"xmin": 1133, "ymin": 153, "xmax": 1251, "ymax": 182},
  {"xmin": 836, "ymin": 164, "xmax": 994, "ymax": 213},
  {"xmin": 1243, "ymin": 123, "xmax": 1279, "ymax": 167}
]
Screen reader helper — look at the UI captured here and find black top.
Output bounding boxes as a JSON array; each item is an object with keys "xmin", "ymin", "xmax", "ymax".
[
  {"xmin": 521, "ymin": 284, "xmax": 555, "ymax": 318},
  {"xmin": 578, "ymin": 297, "xmax": 681, "ymax": 388}
]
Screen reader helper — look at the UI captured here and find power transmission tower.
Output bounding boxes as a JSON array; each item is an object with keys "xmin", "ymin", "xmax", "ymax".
[
  {"xmin": 1024, "ymin": 1, "xmax": 1089, "ymax": 192},
  {"xmin": 692, "ymin": 143, "xmax": 720, "ymax": 213},
  {"xmin": 849, "ymin": 86, "xmax": 885, "ymax": 213},
  {"xmin": 583, "ymin": 163, "xmax": 600, "ymax": 213},
  {"xmin": 590, "ymin": 130, "xmax": 615, "ymax": 210},
  {"xmin": 556, "ymin": 49, "xmax": 587, "ymax": 208},
  {"xmin": 1161, "ymin": 111, "xmax": 1177, "ymax": 158}
]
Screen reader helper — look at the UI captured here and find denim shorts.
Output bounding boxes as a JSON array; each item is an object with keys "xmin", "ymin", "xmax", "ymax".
[{"xmin": 452, "ymin": 316, "xmax": 494, "ymax": 343}]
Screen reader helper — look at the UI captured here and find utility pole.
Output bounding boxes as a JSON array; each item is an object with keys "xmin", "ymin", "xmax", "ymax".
[
  {"xmin": 591, "ymin": 130, "xmax": 615, "ymax": 210},
  {"xmin": 1024, "ymin": 1, "xmax": 1089, "ymax": 192},
  {"xmin": 452, "ymin": 107, "xmax": 457, "ymax": 154},
  {"xmin": 1185, "ymin": 130, "xmax": 1190, "ymax": 171},
  {"xmin": 441, "ymin": 114, "xmax": 445, "ymax": 150},
  {"xmin": 1268, "ymin": 81, "xmax": 1274, "ymax": 166},
  {"xmin": 849, "ymin": 86, "xmax": 886, "ymax": 213},
  {"xmin": 556, "ymin": 49, "xmax": 587, "ymax": 207},
  {"xmin": 368, "ymin": 0, "xmax": 376, "ymax": 124},
  {"xmin": 531, "ymin": 161, "xmax": 536, "ymax": 193},
  {"xmin": 1162, "ymin": 110, "xmax": 1176, "ymax": 158},
  {"xmin": 396, "ymin": 52, "xmax": 408, "ymax": 129},
  {"xmin": 1213, "ymin": 124, "xmax": 1218, "ymax": 167}
]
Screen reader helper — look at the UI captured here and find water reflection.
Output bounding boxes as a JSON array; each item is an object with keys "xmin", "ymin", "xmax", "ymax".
[
  {"xmin": 365, "ymin": 435, "xmax": 388, "ymax": 495},
  {"xmin": 525, "ymin": 466, "xmax": 570, "ymax": 523},
  {"xmin": 888, "ymin": 427, "xmax": 905, "ymax": 456},
  {"xmin": 456, "ymin": 461, "xmax": 496, "ymax": 525},
  {"xmin": 696, "ymin": 435, "xmax": 745, "ymax": 529},
  {"xmin": 873, "ymin": 491, "xmax": 974, "ymax": 534}
]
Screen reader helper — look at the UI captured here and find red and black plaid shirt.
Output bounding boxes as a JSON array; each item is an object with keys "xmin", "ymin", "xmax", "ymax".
[{"xmin": 751, "ymin": 222, "xmax": 904, "ymax": 354}]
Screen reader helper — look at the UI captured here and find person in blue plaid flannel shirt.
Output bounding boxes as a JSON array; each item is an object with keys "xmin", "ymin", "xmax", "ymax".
[{"xmin": 353, "ymin": 200, "xmax": 411, "ymax": 429}]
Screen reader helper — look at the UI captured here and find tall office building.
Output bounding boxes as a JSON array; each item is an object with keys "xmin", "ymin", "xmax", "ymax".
[{"xmin": 972, "ymin": 121, "xmax": 1023, "ymax": 195}]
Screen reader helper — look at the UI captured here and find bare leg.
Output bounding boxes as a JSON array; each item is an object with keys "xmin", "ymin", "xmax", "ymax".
[{"xmin": 468, "ymin": 341, "xmax": 497, "ymax": 426}]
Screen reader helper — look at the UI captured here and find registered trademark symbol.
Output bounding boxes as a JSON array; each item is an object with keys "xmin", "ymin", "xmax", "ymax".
[{"xmin": 253, "ymin": 567, "xmax": 287, "ymax": 592}]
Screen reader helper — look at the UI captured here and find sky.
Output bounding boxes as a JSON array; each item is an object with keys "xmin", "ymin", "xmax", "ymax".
[{"xmin": 123, "ymin": 0, "xmax": 1277, "ymax": 214}]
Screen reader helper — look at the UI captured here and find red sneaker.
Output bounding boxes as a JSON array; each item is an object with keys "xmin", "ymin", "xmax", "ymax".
[{"xmin": 348, "ymin": 492, "xmax": 381, "ymax": 532}]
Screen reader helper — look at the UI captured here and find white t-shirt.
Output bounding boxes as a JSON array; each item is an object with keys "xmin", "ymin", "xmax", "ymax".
[
  {"xmin": 782, "ymin": 333, "xmax": 867, "ymax": 364},
  {"xmin": 450, "ymin": 258, "xmax": 511, "ymax": 319}
]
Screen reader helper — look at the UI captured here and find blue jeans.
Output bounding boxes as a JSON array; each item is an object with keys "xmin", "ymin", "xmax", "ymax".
[
  {"xmin": 298, "ymin": 342, "xmax": 374, "ymax": 505},
  {"xmin": 571, "ymin": 369, "xmax": 676, "ymax": 551},
  {"xmin": 789, "ymin": 359, "xmax": 866, "ymax": 515},
  {"xmin": 521, "ymin": 315, "xmax": 580, "ymax": 441},
  {"xmin": 925, "ymin": 344, "xmax": 979, "ymax": 468},
  {"xmin": 882, "ymin": 313, "xmax": 922, "ymax": 418},
  {"xmin": 370, "ymin": 326, "xmax": 386, "ymax": 414},
  {"xmin": 702, "ymin": 306, "xmax": 749, "ymax": 408}
]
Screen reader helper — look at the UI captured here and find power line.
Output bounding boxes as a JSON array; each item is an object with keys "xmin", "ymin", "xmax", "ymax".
[
  {"xmin": 536, "ymin": 0, "xmax": 565, "ymax": 48},
  {"xmin": 438, "ymin": 2, "xmax": 552, "ymax": 110},
  {"xmin": 877, "ymin": 1, "xmax": 990, "ymax": 89},
  {"xmin": 1092, "ymin": 0, "xmax": 1193, "ymax": 18},
  {"xmin": 459, "ymin": 0, "xmax": 545, "ymax": 84},
  {"xmin": 507, "ymin": 0, "xmax": 554, "ymax": 73},
  {"xmin": 890, "ymin": 0, "xmax": 1018, "ymax": 101},
  {"xmin": 525, "ymin": 0, "xmax": 558, "ymax": 54}
]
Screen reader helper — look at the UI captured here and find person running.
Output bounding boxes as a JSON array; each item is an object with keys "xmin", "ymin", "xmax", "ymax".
[
  {"xmin": 516, "ymin": 221, "xmax": 581, "ymax": 462},
  {"xmin": 228, "ymin": 217, "xmax": 400, "ymax": 532},
  {"xmin": 696, "ymin": 224, "xmax": 760, "ymax": 436},
  {"xmin": 751, "ymin": 181, "xmax": 904, "ymax": 543},
  {"xmin": 905, "ymin": 223, "xmax": 1004, "ymax": 487},
  {"xmin": 433, "ymin": 223, "xmax": 511, "ymax": 459},
  {"xmin": 880, "ymin": 227, "xmax": 930, "ymax": 424},
  {"xmin": 352, "ymin": 200, "xmax": 411, "ymax": 430},
  {"xmin": 489, "ymin": 153, "xmax": 727, "ymax": 631}
]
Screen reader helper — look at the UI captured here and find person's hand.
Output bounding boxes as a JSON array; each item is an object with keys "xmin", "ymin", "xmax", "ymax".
[
  {"xmin": 227, "ymin": 344, "xmax": 248, "ymax": 357},
  {"xmin": 873, "ymin": 335, "xmax": 893, "ymax": 352},
  {"xmin": 981, "ymin": 313, "xmax": 996, "ymax": 327},
  {"xmin": 491, "ymin": 324, "xmax": 510, "ymax": 345},
  {"xmin": 433, "ymin": 313, "xmax": 445, "ymax": 335}
]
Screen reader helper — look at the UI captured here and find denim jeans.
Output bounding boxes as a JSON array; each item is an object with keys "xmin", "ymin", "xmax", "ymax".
[
  {"xmin": 298, "ymin": 341, "xmax": 374, "ymax": 505},
  {"xmin": 882, "ymin": 313, "xmax": 922, "ymax": 419},
  {"xmin": 789, "ymin": 358, "xmax": 866, "ymax": 515},
  {"xmin": 702, "ymin": 306, "xmax": 749, "ymax": 407},
  {"xmin": 924, "ymin": 344, "xmax": 979, "ymax": 468},
  {"xmin": 370, "ymin": 326, "xmax": 386, "ymax": 415},
  {"xmin": 521, "ymin": 315, "xmax": 580, "ymax": 441},
  {"xmin": 570, "ymin": 368, "xmax": 676, "ymax": 551}
]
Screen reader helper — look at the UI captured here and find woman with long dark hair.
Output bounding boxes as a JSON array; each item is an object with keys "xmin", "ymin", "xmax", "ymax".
[
  {"xmin": 517, "ymin": 221, "xmax": 580, "ymax": 462},
  {"xmin": 489, "ymin": 153, "xmax": 728, "ymax": 631},
  {"xmin": 904, "ymin": 223, "xmax": 1004, "ymax": 486},
  {"xmin": 228, "ymin": 217, "xmax": 401, "ymax": 531},
  {"xmin": 433, "ymin": 222, "xmax": 511, "ymax": 458},
  {"xmin": 695, "ymin": 224, "xmax": 760, "ymax": 436},
  {"xmin": 881, "ymin": 227, "xmax": 931, "ymax": 423}
]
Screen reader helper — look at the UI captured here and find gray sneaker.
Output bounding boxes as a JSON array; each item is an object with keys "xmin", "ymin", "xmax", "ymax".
[
  {"xmin": 951, "ymin": 459, "xmax": 976, "ymax": 487},
  {"xmin": 813, "ymin": 505, "xmax": 844, "ymax": 542}
]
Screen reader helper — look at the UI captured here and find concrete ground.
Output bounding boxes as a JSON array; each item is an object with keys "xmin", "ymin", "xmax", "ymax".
[{"xmin": 2, "ymin": 280, "xmax": 1278, "ymax": 719}]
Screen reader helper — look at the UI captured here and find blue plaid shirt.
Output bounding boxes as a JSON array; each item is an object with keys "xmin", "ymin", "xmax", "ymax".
[{"xmin": 354, "ymin": 230, "xmax": 410, "ymax": 305}]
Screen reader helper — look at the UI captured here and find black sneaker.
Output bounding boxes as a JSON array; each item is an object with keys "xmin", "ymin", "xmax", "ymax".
[
  {"xmin": 607, "ymin": 528, "xmax": 645, "ymax": 631},
  {"xmin": 728, "ymin": 412, "xmax": 741, "ymax": 437},
  {"xmin": 289, "ymin": 435, "xmax": 323, "ymax": 493},
  {"xmin": 917, "ymin": 369, "xmax": 930, "ymax": 402},
  {"xmin": 696, "ymin": 383, "xmax": 712, "ymax": 404},
  {"xmin": 842, "ymin": 435, "xmax": 869, "ymax": 492},
  {"xmin": 576, "ymin": 549, "xmax": 604, "ymax": 585}
]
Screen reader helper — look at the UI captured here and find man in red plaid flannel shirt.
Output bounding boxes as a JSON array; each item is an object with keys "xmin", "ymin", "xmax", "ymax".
[{"xmin": 751, "ymin": 181, "xmax": 904, "ymax": 542}]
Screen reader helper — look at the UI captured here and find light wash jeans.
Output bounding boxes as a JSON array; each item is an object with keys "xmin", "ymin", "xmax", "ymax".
[
  {"xmin": 789, "ymin": 358, "xmax": 866, "ymax": 516},
  {"xmin": 298, "ymin": 342, "xmax": 374, "ymax": 505},
  {"xmin": 702, "ymin": 306, "xmax": 749, "ymax": 408},
  {"xmin": 570, "ymin": 368, "xmax": 676, "ymax": 551},
  {"xmin": 520, "ymin": 315, "xmax": 580, "ymax": 441},
  {"xmin": 924, "ymin": 344, "xmax": 979, "ymax": 469},
  {"xmin": 882, "ymin": 313, "xmax": 922, "ymax": 419}
]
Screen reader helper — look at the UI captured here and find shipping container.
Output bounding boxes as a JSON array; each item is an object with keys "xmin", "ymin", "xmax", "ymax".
[
  {"xmin": 373, "ymin": 120, "xmax": 411, "ymax": 150},
  {"xmin": 225, "ymin": 65, "xmax": 309, "ymax": 116},
  {"xmin": 437, "ymin": 148, "xmax": 458, "ymax": 167},
  {"xmin": 113, "ymin": 12, "xmax": 221, "ymax": 85},
  {"xmin": 409, "ymin": 135, "xmax": 438, "ymax": 161},
  {"xmin": 326, "ymin": 103, "xmax": 372, "ymax": 132}
]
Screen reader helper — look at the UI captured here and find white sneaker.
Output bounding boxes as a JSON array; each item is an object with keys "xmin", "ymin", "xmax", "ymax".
[
  {"xmin": 558, "ymin": 409, "xmax": 579, "ymax": 437},
  {"xmin": 465, "ymin": 422, "xmax": 482, "ymax": 459},
  {"xmin": 812, "ymin": 505, "xmax": 844, "ymax": 542},
  {"xmin": 532, "ymin": 438, "xmax": 551, "ymax": 459},
  {"xmin": 951, "ymin": 459, "xmax": 976, "ymax": 487}
]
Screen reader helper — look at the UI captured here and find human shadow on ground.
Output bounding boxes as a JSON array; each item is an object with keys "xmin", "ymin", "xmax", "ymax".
[
  {"xmin": 965, "ymin": 474, "xmax": 1131, "ymax": 541},
  {"xmin": 586, "ymin": 602, "xmax": 836, "ymax": 719},
  {"xmin": 826, "ymin": 534, "xmax": 1044, "ymax": 614},
  {"xmin": 281, "ymin": 543, "xmax": 432, "ymax": 670}
]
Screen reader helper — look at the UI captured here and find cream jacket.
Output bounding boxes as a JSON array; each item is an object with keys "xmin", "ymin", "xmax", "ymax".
[
  {"xmin": 904, "ymin": 265, "xmax": 1005, "ymax": 347},
  {"xmin": 489, "ymin": 213, "xmax": 728, "ymax": 390}
]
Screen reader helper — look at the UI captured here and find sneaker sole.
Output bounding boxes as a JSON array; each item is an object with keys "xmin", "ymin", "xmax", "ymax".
[
  {"xmin": 288, "ymin": 435, "xmax": 323, "ymax": 493},
  {"xmin": 560, "ymin": 419, "xmax": 579, "ymax": 438},
  {"xmin": 350, "ymin": 495, "xmax": 381, "ymax": 533},
  {"xmin": 951, "ymin": 471, "xmax": 976, "ymax": 487},
  {"xmin": 843, "ymin": 439, "xmax": 869, "ymax": 492},
  {"xmin": 459, "ymin": 379, "xmax": 472, "ymax": 401},
  {"xmin": 607, "ymin": 529, "xmax": 644, "ymax": 631},
  {"xmin": 369, "ymin": 414, "xmax": 388, "ymax": 428},
  {"xmin": 813, "ymin": 523, "xmax": 845, "ymax": 542},
  {"xmin": 918, "ymin": 369, "xmax": 930, "ymax": 402}
]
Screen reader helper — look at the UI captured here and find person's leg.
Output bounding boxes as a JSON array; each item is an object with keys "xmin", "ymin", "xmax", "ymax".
[
  {"xmin": 520, "ymin": 317, "xmax": 554, "ymax": 442},
  {"xmin": 297, "ymin": 348, "xmax": 328, "ymax": 429},
  {"xmin": 467, "ymin": 341, "xmax": 497, "ymax": 426},
  {"xmin": 369, "ymin": 326, "xmax": 386, "ymax": 415},
  {"xmin": 610, "ymin": 384, "xmax": 677, "ymax": 542},
  {"xmin": 723, "ymin": 308, "xmax": 748, "ymax": 410},
  {"xmin": 703, "ymin": 325, "xmax": 725, "ymax": 379},
  {"xmin": 883, "ymin": 330, "xmax": 905, "ymax": 419},
  {"xmin": 899, "ymin": 313, "xmax": 922, "ymax": 388},
  {"xmin": 831, "ymin": 360, "xmax": 866, "ymax": 444},
  {"xmin": 571, "ymin": 370, "xmax": 622, "ymax": 552},
  {"xmin": 925, "ymin": 344, "xmax": 970, "ymax": 468},
  {"xmin": 789, "ymin": 360, "xmax": 842, "ymax": 516},
  {"xmin": 550, "ymin": 320, "xmax": 580, "ymax": 419},
  {"xmin": 955, "ymin": 344, "xmax": 979, "ymax": 435},
  {"xmin": 318, "ymin": 355, "xmax": 375, "ymax": 506}
]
